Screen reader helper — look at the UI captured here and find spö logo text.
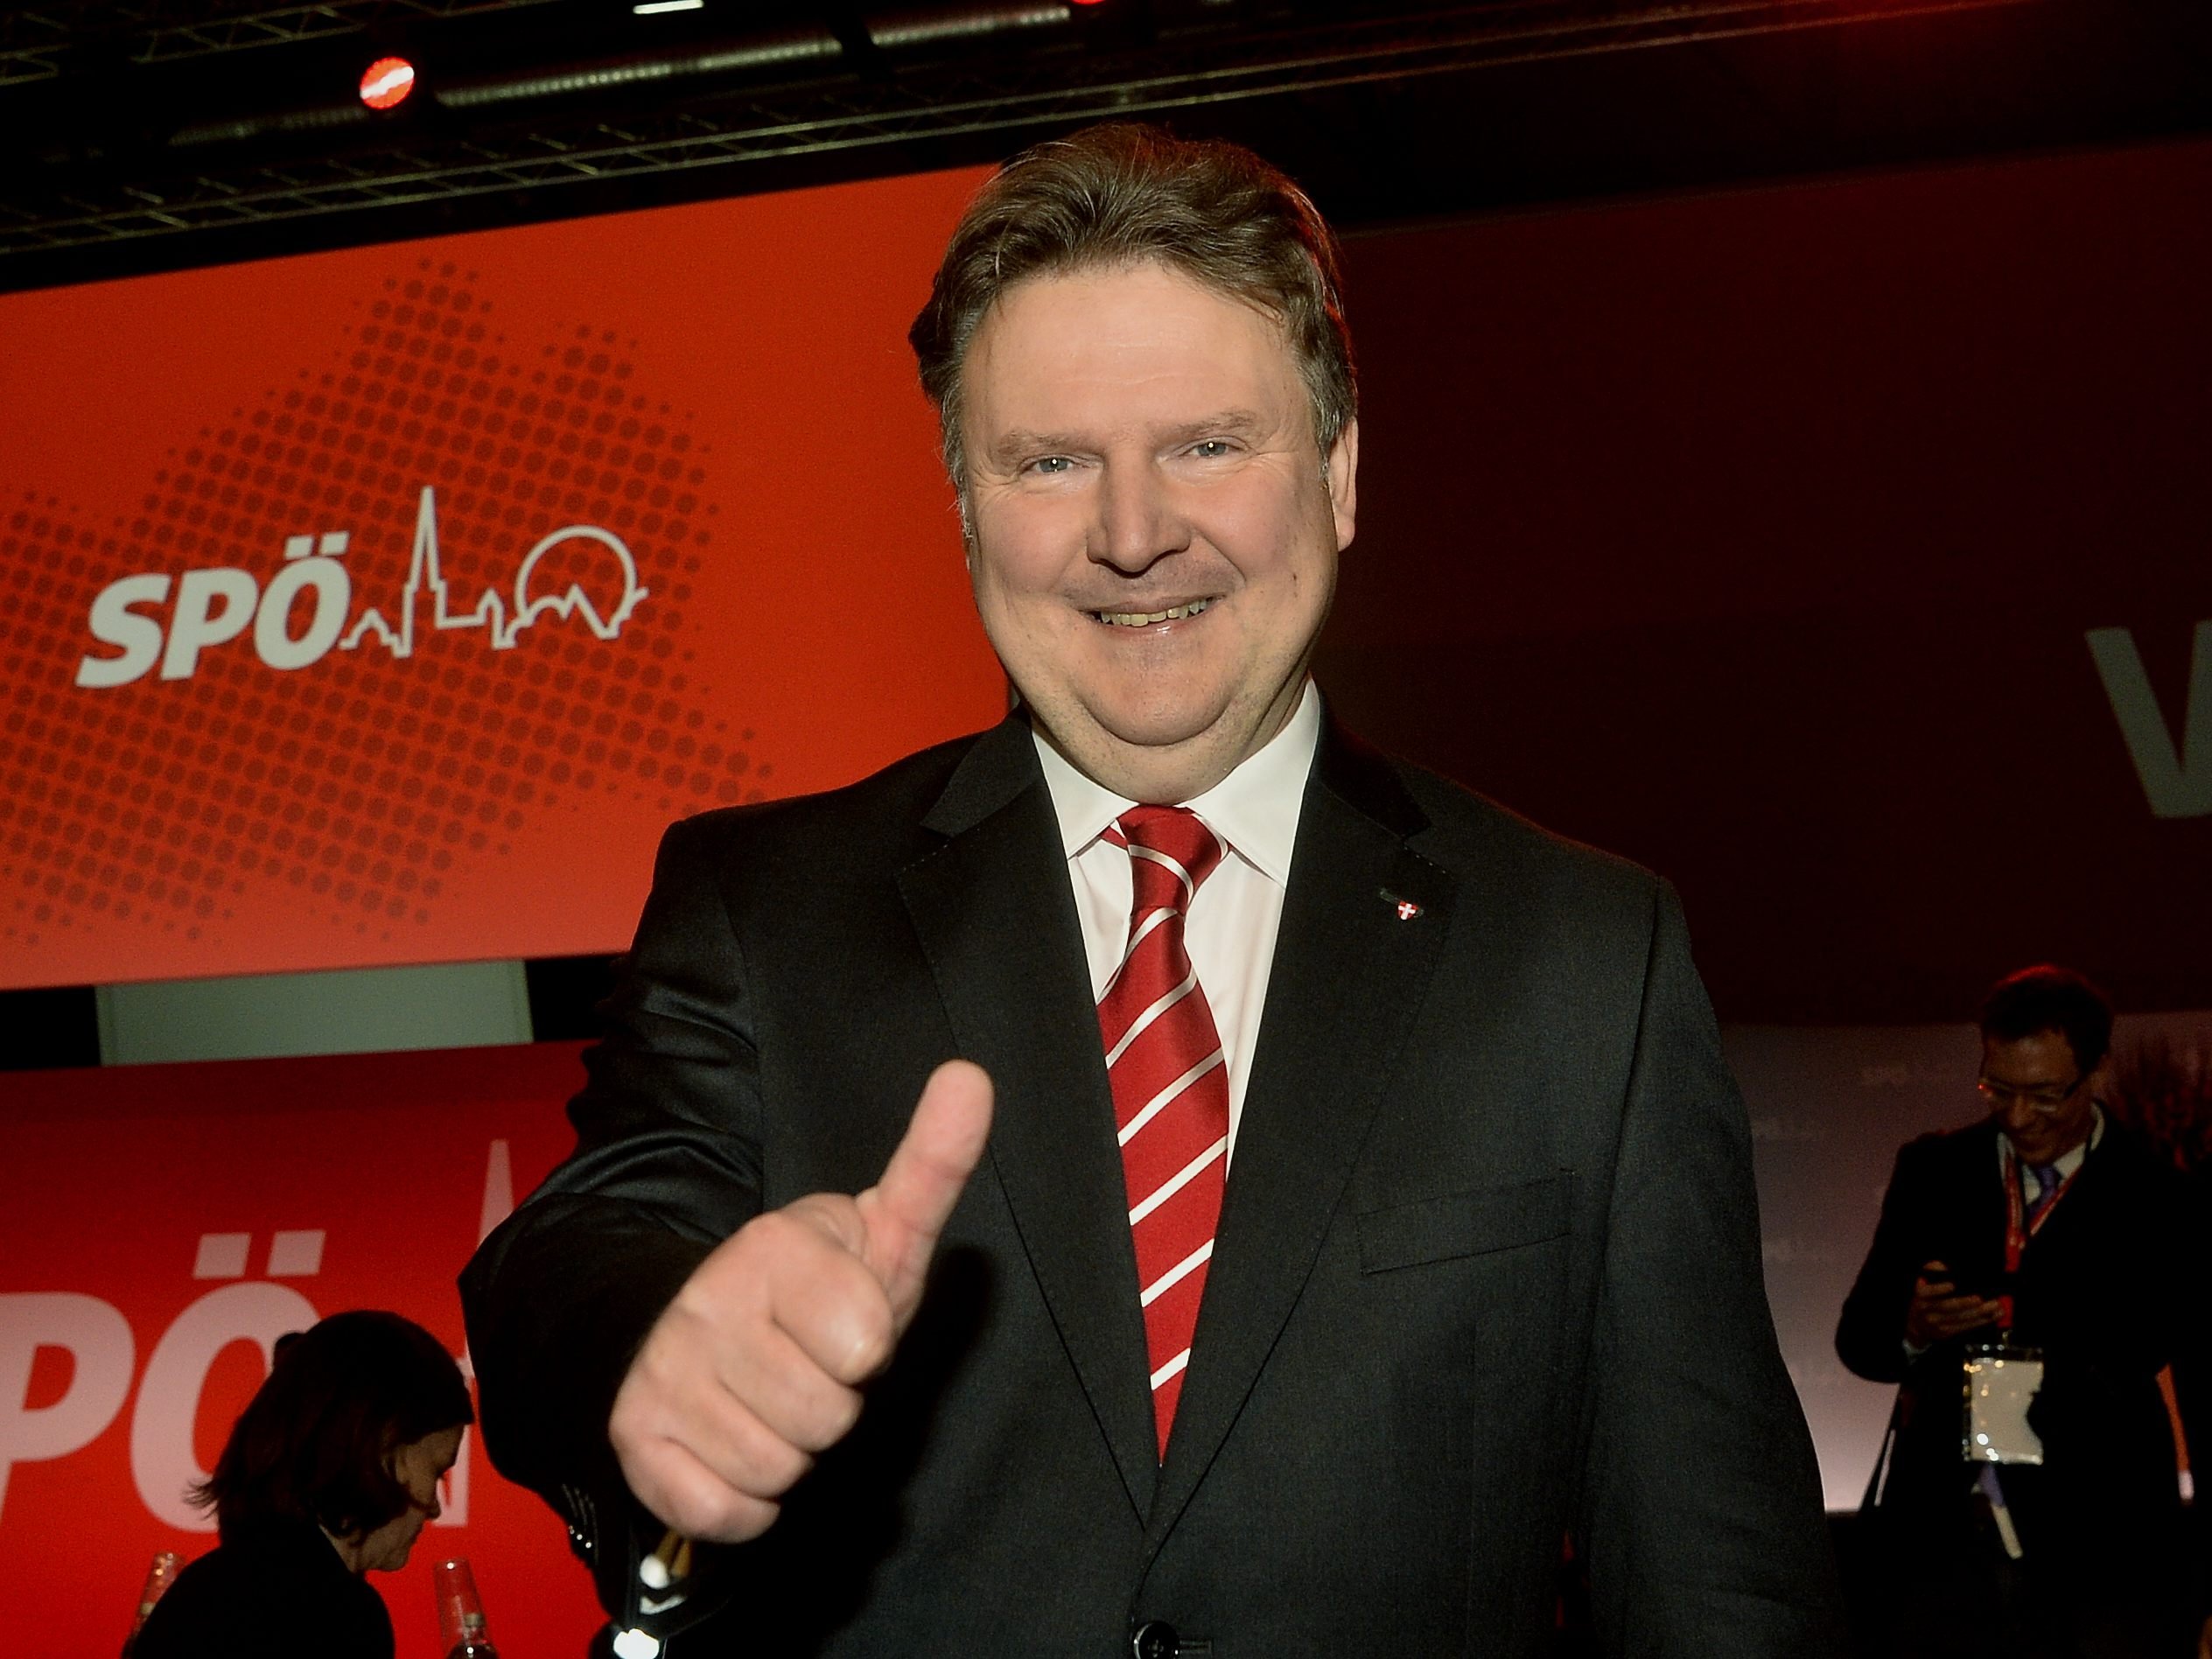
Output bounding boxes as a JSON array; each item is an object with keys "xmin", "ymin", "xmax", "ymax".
[{"xmin": 74, "ymin": 484, "xmax": 648, "ymax": 689}]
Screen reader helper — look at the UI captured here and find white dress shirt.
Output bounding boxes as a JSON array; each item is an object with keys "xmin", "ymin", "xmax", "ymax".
[
  {"xmin": 1996, "ymin": 1103, "xmax": 2104, "ymax": 1186},
  {"xmin": 1032, "ymin": 680, "xmax": 1322, "ymax": 1165}
]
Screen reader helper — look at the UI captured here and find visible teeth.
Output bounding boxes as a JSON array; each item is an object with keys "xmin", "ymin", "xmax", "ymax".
[{"xmin": 1097, "ymin": 599, "xmax": 1210, "ymax": 627}]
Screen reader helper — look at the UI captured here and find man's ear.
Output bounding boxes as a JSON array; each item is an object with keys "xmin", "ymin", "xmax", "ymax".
[
  {"xmin": 1326, "ymin": 418, "xmax": 1359, "ymax": 551},
  {"xmin": 2086, "ymin": 1056, "xmax": 2114, "ymax": 1104}
]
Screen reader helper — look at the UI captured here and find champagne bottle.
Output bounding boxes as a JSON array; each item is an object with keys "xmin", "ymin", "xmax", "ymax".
[
  {"xmin": 432, "ymin": 1557, "xmax": 500, "ymax": 1659},
  {"xmin": 119, "ymin": 1551, "xmax": 183, "ymax": 1656}
]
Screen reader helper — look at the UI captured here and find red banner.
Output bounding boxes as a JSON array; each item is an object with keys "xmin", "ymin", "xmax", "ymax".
[
  {"xmin": 0, "ymin": 167, "xmax": 1004, "ymax": 991},
  {"xmin": 0, "ymin": 1042, "xmax": 610, "ymax": 1656},
  {"xmin": 1321, "ymin": 137, "xmax": 2212, "ymax": 1020}
]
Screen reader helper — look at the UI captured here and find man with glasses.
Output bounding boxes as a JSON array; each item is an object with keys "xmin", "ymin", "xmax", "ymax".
[{"xmin": 1837, "ymin": 965, "xmax": 2208, "ymax": 1656}]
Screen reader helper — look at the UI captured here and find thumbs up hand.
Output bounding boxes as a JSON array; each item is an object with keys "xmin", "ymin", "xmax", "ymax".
[{"xmin": 608, "ymin": 1060, "xmax": 994, "ymax": 1543}]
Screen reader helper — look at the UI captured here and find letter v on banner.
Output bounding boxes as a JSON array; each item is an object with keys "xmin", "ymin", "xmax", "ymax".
[{"xmin": 2086, "ymin": 620, "xmax": 2212, "ymax": 818}]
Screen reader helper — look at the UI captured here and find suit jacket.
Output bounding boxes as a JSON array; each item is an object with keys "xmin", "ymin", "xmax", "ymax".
[
  {"xmin": 461, "ymin": 712, "xmax": 1842, "ymax": 1656},
  {"xmin": 1835, "ymin": 1118, "xmax": 2207, "ymax": 1584}
]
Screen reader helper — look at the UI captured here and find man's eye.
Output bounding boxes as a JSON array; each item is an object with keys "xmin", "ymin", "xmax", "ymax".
[
  {"xmin": 1028, "ymin": 455, "xmax": 1073, "ymax": 475},
  {"xmin": 1190, "ymin": 440, "xmax": 1233, "ymax": 459}
]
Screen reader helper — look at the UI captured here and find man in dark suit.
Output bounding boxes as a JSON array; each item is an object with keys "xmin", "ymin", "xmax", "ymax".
[
  {"xmin": 462, "ymin": 122, "xmax": 1841, "ymax": 1656},
  {"xmin": 1836, "ymin": 966, "xmax": 2208, "ymax": 1656}
]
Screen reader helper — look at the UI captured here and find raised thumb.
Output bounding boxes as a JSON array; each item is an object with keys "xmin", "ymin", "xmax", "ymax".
[{"xmin": 857, "ymin": 1059, "xmax": 993, "ymax": 1320}]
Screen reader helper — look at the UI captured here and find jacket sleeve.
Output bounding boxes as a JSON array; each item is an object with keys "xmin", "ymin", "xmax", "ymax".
[
  {"xmin": 459, "ymin": 813, "xmax": 766, "ymax": 1515},
  {"xmin": 1834, "ymin": 1143, "xmax": 1929, "ymax": 1385},
  {"xmin": 1572, "ymin": 880, "xmax": 1848, "ymax": 1656},
  {"xmin": 2167, "ymin": 1170, "xmax": 2212, "ymax": 1614}
]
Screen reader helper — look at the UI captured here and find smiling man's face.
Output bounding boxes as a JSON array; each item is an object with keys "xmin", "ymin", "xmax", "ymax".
[{"xmin": 959, "ymin": 259, "xmax": 1356, "ymax": 804}]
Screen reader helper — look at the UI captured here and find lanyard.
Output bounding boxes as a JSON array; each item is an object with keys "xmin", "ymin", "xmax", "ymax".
[{"xmin": 1996, "ymin": 1150, "xmax": 2081, "ymax": 1329}]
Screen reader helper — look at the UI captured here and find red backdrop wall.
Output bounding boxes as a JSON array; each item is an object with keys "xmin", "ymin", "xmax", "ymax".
[
  {"xmin": 1, "ymin": 1043, "xmax": 604, "ymax": 1656},
  {"xmin": 1323, "ymin": 136, "xmax": 2212, "ymax": 1020}
]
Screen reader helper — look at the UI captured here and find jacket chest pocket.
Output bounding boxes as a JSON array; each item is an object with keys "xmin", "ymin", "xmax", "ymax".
[{"xmin": 1355, "ymin": 1172, "xmax": 1572, "ymax": 1274}]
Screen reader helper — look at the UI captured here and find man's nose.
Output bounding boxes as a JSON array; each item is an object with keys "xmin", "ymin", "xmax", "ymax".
[
  {"xmin": 1992, "ymin": 1092, "xmax": 2037, "ymax": 1134},
  {"xmin": 1090, "ymin": 460, "xmax": 1187, "ymax": 571}
]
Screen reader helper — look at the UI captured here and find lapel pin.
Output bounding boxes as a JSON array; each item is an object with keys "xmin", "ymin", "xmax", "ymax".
[{"xmin": 1379, "ymin": 889, "xmax": 1424, "ymax": 921}]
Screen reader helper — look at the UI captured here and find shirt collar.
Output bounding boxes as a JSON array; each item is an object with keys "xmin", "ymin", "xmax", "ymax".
[
  {"xmin": 1998, "ymin": 1104, "xmax": 2104, "ymax": 1180},
  {"xmin": 1032, "ymin": 679, "xmax": 1322, "ymax": 885}
]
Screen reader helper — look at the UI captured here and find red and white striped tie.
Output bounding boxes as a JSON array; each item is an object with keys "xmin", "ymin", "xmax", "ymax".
[{"xmin": 1099, "ymin": 805, "xmax": 1229, "ymax": 1456}]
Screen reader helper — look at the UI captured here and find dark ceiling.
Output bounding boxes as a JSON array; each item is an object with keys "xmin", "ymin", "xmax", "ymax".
[{"xmin": 3, "ymin": 0, "xmax": 2208, "ymax": 294}]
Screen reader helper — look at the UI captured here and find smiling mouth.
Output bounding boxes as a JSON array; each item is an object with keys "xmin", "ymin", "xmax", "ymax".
[{"xmin": 1093, "ymin": 598, "xmax": 1212, "ymax": 627}]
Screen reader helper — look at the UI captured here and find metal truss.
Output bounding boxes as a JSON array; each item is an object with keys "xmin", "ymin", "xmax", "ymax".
[
  {"xmin": 3, "ymin": 2, "xmax": 562, "ymax": 84},
  {"xmin": 0, "ymin": 12, "xmax": 73, "ymax": 88},
  {"xmin": 0, "ymin": 0, "xmax": 2043, "ymax": 256}
]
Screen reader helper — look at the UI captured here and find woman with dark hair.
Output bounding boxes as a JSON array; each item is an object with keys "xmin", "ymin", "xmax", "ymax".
[{"xmin": 135, "ymin": 1309, "xmax": 473, "ymax": 1658}]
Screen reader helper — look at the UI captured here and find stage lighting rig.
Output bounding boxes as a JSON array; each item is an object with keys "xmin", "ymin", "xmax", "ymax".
[{"xmin": 8, "ymin": 0, "xmax": 2202, "ymax": 286}]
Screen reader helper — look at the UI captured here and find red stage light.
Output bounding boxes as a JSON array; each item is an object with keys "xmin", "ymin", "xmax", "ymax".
[{"xmin": 359, "ymin": 56, "xmax": 417, "ymax": 111}]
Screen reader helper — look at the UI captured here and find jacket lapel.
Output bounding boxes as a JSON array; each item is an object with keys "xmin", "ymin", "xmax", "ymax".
[
  {"xmin": 1143, "ymin": 719, "xmax": 1456, "ymax": 1548},
  {"xmin": 898, "ymin": 716, "xmax": 1158, "ymax": 1518}
]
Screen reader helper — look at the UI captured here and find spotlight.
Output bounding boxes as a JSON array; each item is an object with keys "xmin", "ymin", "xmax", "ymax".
[{"xmin": 359, "ymin": 56, "xmax": 417, "ymax": 111}]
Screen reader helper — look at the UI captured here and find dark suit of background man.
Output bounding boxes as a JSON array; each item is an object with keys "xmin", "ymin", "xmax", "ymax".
[
  {"xmin": 1837, "ymin": 965, "xmax": 2209, "ymax": 1657},
  {"xmin": 461, "ymin": 122, "xmax": 1842, "ymax": 1656}
]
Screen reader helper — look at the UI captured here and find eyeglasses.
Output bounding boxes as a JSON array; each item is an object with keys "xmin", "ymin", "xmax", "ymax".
[{"xmin": 1975, "ymin": 1073, "xmax": 2089, "ymax": 1116}]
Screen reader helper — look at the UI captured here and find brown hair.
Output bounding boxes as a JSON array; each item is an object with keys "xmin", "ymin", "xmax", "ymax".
[
  {"xmin": 908, "ymin": 121, "xmax": 1356, "ymax": 492},
  {"xmin": 192, "ymin": 1310, "xmax": 472, "ymax": 1541},
  {"xmin": 1980, "ymin": 964, "xmax": 2114, "ymax": 1077}
]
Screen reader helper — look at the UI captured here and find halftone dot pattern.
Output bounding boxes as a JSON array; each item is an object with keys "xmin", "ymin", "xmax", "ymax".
[{"xmin": 0, "ymin": 257, "xmax": 769, "ymax": 960}]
